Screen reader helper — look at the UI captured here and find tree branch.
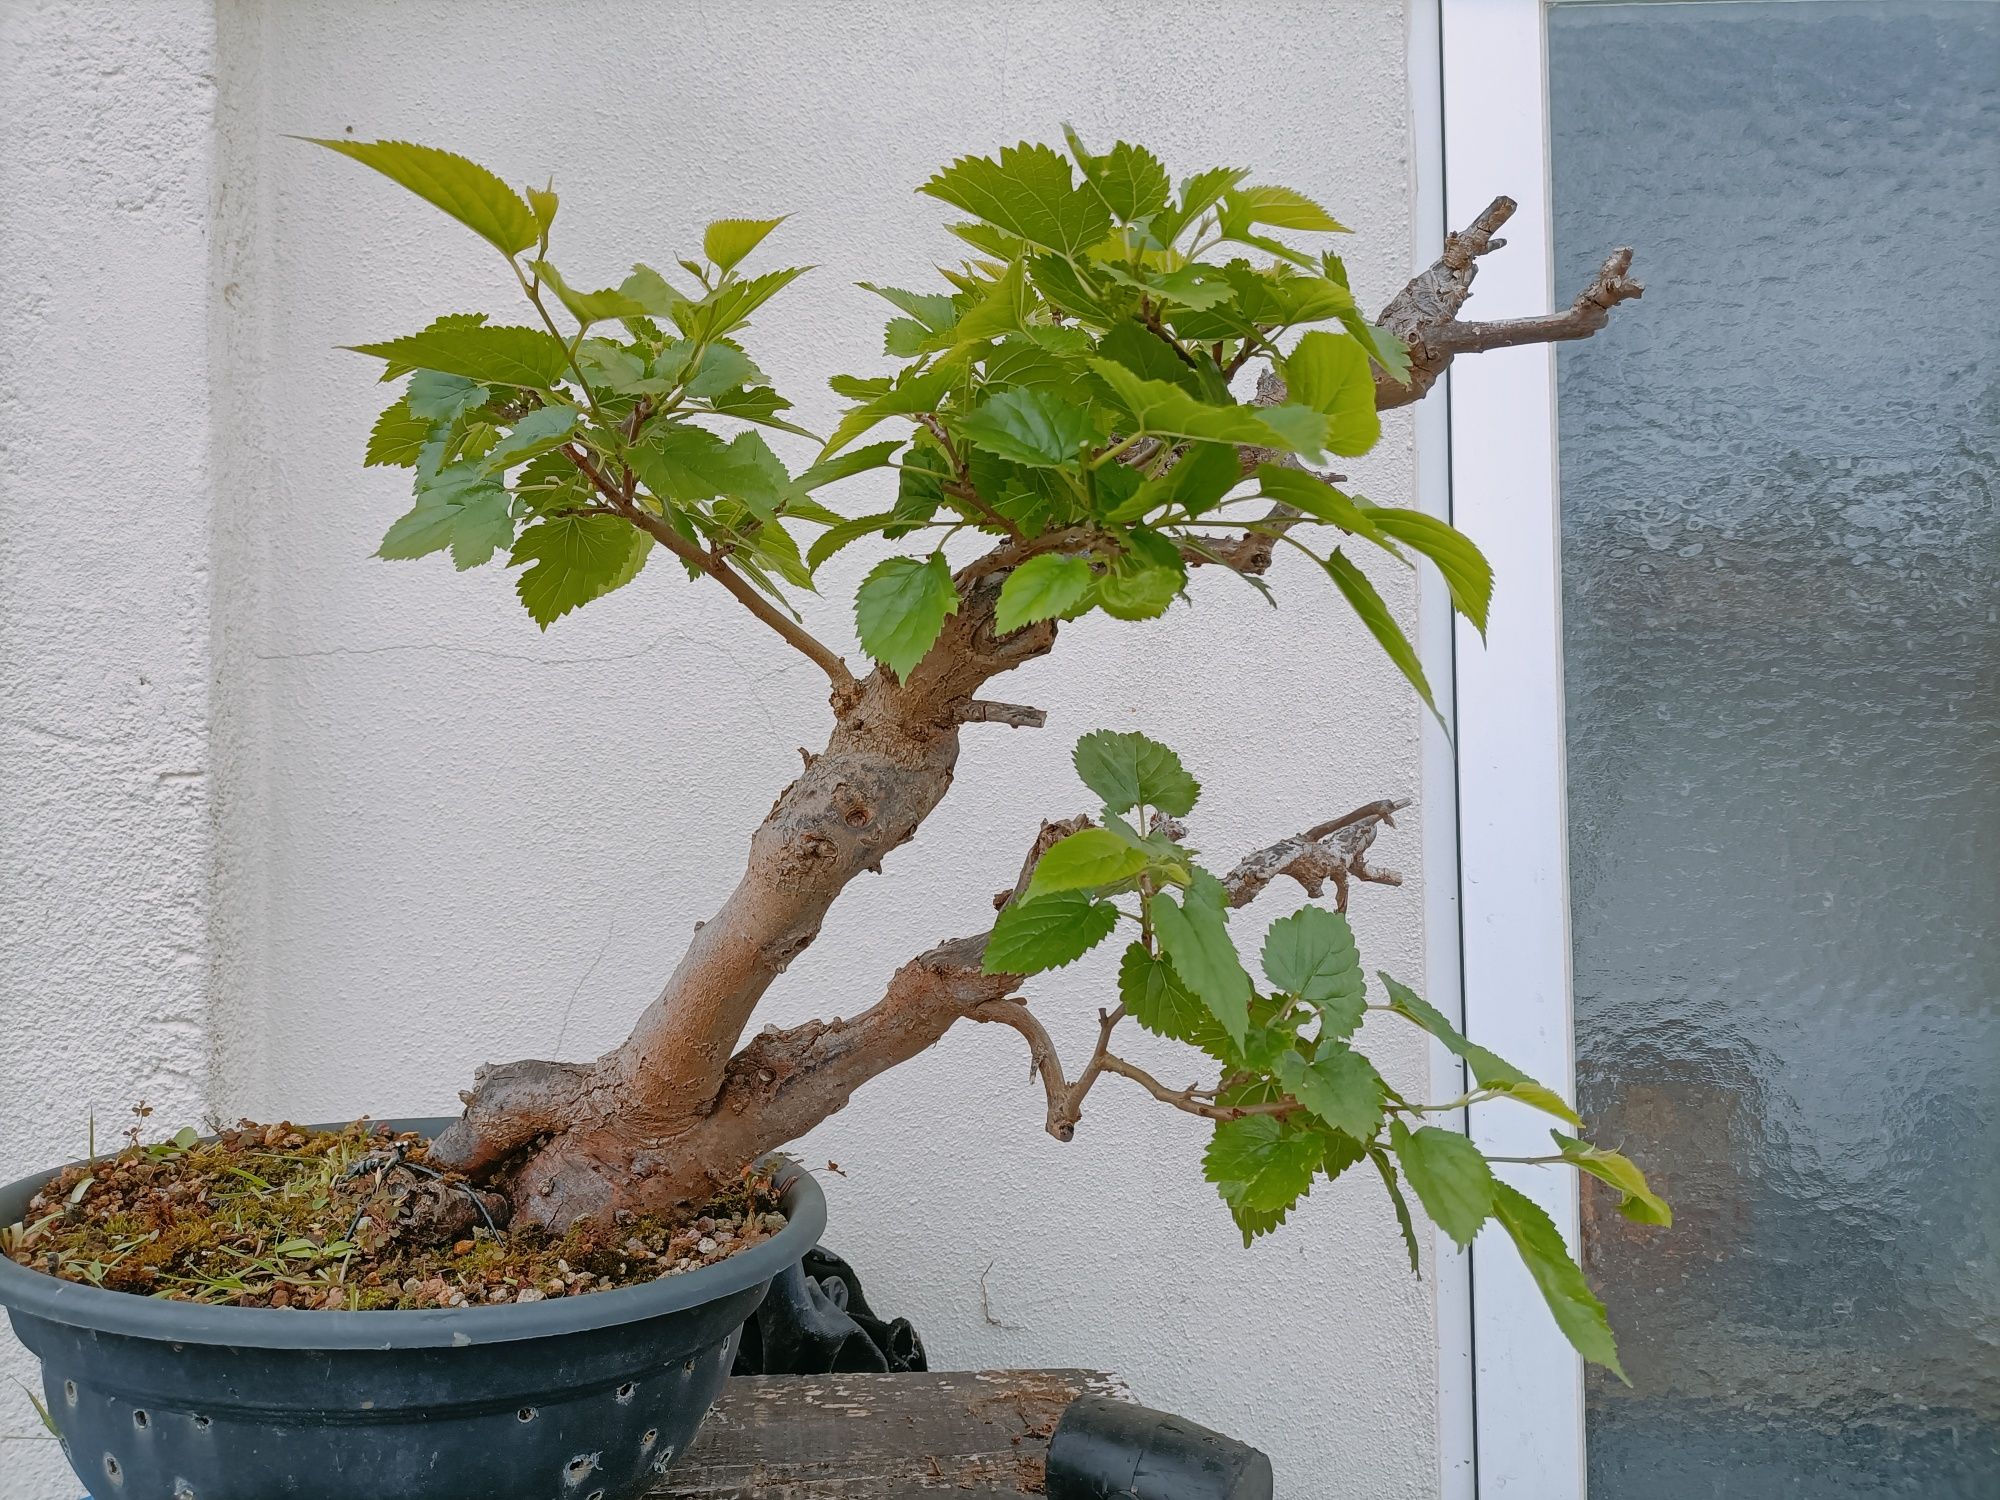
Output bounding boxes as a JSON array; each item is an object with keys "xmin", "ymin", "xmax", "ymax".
[
  {"xmin": 1222, "ymin": 799, "xmax": 1407, "ymax": 911},
  {"xmin": 562, "ymin": 445, "xmax": 857, "ymax": 694},
  {"xmin": 1372, "ymin": 196, "xmax": 1643, "ymax": 409}
]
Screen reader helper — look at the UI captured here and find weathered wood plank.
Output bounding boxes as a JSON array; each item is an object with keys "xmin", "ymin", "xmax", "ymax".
[{"xmin": 649, "ymin": 1369, "xmax": 1127, "ymax": 1499}]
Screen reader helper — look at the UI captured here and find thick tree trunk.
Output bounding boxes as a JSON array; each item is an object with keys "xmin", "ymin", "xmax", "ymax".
[{"xmin": 428, "ymin": 560, "xmax": 1059, "ymax": 1228}]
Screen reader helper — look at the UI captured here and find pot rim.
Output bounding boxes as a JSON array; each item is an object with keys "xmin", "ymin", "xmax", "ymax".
[{"xmin": 0, "ymin": 1116, "xmax": 825, "ymax": 1350}]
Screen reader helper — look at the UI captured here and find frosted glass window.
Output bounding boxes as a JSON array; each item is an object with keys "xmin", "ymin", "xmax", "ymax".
[{"xmin": 1548, "ymin": 3, "xmax": 2000, "ymax": 1495}]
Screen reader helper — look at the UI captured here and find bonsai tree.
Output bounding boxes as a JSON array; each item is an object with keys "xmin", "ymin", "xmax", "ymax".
[{"xmin": 311, "ymin": 132, "xmax": 1654, "ymax": 1371}]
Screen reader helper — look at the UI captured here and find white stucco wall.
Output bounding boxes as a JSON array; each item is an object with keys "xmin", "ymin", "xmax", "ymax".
[{"xmin": 0, "ymin": 3, "xmax": 1441, "ymax": 1495}]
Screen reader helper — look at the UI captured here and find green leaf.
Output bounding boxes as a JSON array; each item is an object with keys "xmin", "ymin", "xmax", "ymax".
[
  {"xmin": 1226, "ymin": 183, "xmax": 1350, "ymax": 234},
  {"xmin": 365, "ymin": 400, "xmax": 431, "ymax": 468},
  {"xmin": 1095, "ymin": 320, "xmax": 1205, "ymax": 395},
  {"xmin": 983, "ymin": 891, "xmax": 1119, "ymax": 975},
  {"xmin": 677, "ymin": 265, "xmax": 810, "ymax": 342},
  {"xmin": 633, "ymin": 426, "xmax": 793, "ymax": 520},
  {"xmin": 1150, "ymin": 165, "xmax": 1249, "ymax": 247},
  {"xmin": 1072, "ymin": 730, "xmax": 1200, "ymax": 817},
  {"xmin": 1024, "ymin": 829, "xmax": 1149, "ymax": 901},
  {"xmin": 1151, "ymin": 871, "xmax": 1250, "ymax": 1047},
  {"xmin": 1376, "ymin": 972, "xmax": 1573, "ymax": 1118},
  {"xmin": 1062, "ymin": 126, "xmax": 1171, "ymax": 223},
  {"xmin": 957, "ymin": 387, "xmax": 1094, "ymax": 470},
  {"xmin": 1117, "ymin": 942, "xmax": 1213, "ymax": 1045},
  {"xmin": 859, "ymin": 282, "xmax": 959, "ymax": 332},
  {"xmin": 378, "ymin": 463, "xmax": 513, "ymax": 568},
  {"xmin": 478, "ymin": 405, "xmax": 579, "ymax": 473},
  {"xmin": 921, "ymin": 142, "xmax": 1112, "ymax": 258},
  {"xmin": 1368, "ymin": 1146, "xmax": 1423, "ymax": 1274},
  {"xmin": 1254, "ymin": 465, "xmax": 1394, "ymax": 544},
  {"xmin": 854, "ymin": 551, "xmax": 959, "ymax": 679},
  {"xmin": 525, "ymin": 184, "xmax": 558, "ymax": 236},
  {"xmin": 1280, "ymin": 331, "xmax": 1381, "ymax": 457},
  {"xmin": 1120, "ymin": 441, "xmax": 1240, "ymax": 522},
  {"xmin": 1094, "ymin": 527, "xmax": 1187, "ymax": 620},
  {"xmin": 350, "ymin": 319, "xmax": 569, "ymax": 389},
  {"xmin": 306, "ymin": 138, "xmax": 539, "ymax": 255},
  {"xmin": 1323, "ymin": 550, "xmax": 1438, "ymax": 716},
  {"xmin": 1367, "ymin": 508, "xmax": 1493, "ymax": 635},
  {"xmin": 806, "ymin": 512, "xmax": 898, "ymax": 573},
  {"xmin": 1090, "ymin": 358, "xmax": 1325, "ymax": 457},
  {"xmin": 406, "ymin": 370, "xmax": 490, "ymax": 422},
  {"xmin": 509, "ymin": 513, "xmax": 650, "ymax": 628},
  {"xmin": 1260, "ymin": 907, "xmax": 1365, "ymax": 1035},
  {"xmin": 704, "ymin": 216, "xmax": 785, "ymax": 272},
  {"xmin": 1390, "ymin": 1119, "xmax": 1496, "ymax": 1249},
  {"xmin": 1205, "ymin": 1115, "xmax": 1322, "ymax": 1240},
  {"xmin": 1277, "ymin": 1044, "xmax": 1384, "ymax": 1140},
  {"xmin": 995, "ymin": 553, "xmax": 1093, "ymax": 633},
  {"xmin": 795, "ymin": 440, "xmax": 903, "ymax": 494},
  {"xmin": 1491, "ymin": 1180, "xmax": 1626, "ymax": 1378},
  {"xmin": 529, "ymin": 259, "xmax": 650, "ymax": 326},
  {"xmin": 1552, "ymin": 1131, "xmax": 1672, "ymax": 1226},
  {"xmin": 822, "ymin": 361, "xmax": 962, "ymax": 458}
]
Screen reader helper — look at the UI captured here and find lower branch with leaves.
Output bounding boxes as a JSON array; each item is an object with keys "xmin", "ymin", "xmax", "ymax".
[{"xmin": 313, "ymin": 126, "xmax": 1656, "ymax": 1375}]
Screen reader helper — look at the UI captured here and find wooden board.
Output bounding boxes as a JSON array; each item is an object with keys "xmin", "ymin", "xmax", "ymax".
[{"xmin": 649, "ymin": 1369, "xmax": 1128, "ymax": 1499}]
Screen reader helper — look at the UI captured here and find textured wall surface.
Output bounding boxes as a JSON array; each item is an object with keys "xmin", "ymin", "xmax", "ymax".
[
  {"xmin": 0, "ymin": 3, "xmax": 222, "ymax": 1494},
  {"xmin": 0, "ymin": 3, "xmax": 1438, "ymax": 1494}
]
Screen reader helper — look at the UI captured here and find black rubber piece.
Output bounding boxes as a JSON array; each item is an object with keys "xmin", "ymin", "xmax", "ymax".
[
  {"xmin": 1045, "ymin": 1394, "xmax": 1276, "ymax": 1500},
  {"xmin": 732, "ymin": 1245, "xmax": 927, "ymax": 1376},
  {"xmin": 0, "ymin": 1118, "xmax": 825, "ymax": 1500}
]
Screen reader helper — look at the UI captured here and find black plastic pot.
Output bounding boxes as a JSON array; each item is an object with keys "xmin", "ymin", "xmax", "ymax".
[{"xmin": 0, "ymin": 1118, "xmax": 825, "ymax": 1500}]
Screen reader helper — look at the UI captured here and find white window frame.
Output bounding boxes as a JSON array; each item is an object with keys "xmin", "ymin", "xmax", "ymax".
[{"xmin": 1425, "ymin": 1, "xmax": 1585, "ymax": 1495}]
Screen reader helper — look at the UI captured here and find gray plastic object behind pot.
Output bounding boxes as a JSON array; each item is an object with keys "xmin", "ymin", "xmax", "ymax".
[
  {"xmin": 0, "ymin": 1117, "xmax": 825, "ymax": 1500},
  {"xmin": 1044, "ymin": 1394, "xmax": 1276, "ymax": 1500}
]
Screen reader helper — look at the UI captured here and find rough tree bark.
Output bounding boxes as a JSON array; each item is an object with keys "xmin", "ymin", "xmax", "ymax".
[{"xmin": 425, "ymin": 197, "xmax": 1642, "ymax": 1232}]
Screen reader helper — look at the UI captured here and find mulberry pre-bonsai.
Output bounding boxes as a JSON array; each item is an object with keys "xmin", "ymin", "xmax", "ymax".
[{"xmin": 34, "ymin": 133, "xmax": 1661, "ymax": 1370}]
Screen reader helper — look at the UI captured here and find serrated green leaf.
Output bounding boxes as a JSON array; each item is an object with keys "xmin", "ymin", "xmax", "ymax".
[
  {"xmin": 530, "ymin": 259, "xmax": 650, "ymax": 327},
  {"xmin": 806, "ymin": 512, "xmax": 898, "ymax": 573},
  {"xmin": 1552, "ymin": 1131, "xmax": 1671, "ymax": 1226},
  {"xmin": 956, "ymin": 387, "xmax": 1095, "ymax": 470},
  {"xmin": 1280, "ymin": 331, "xmax": 1381, "ymax": 457},
  {"xmin": 1376, "ymin": 972, "xmax": 1571, "ymax": 1116},
  {"xmin": 406, "ymin": 370, "xmax": 490, "ymax": 422},
  {"xmin": 822, "ymin": 361, "xmax": 962, "ymax": 458},
  {"xmin": 1368, "ymin": 1146, "xmax": 1423, "ymax": 1274},
  {"xmin": 1323, "ymin": 549, "xmax": 1438, "ymax": 717},
  {"xmin": 854, "ymin": 551, "xmax": 958, "ymax": 679},
  {"xmin": 1062, "ymin": 126, "xmax": 1171, "ymax": 223},
  {"xmin": 1367, "ymin": 507, "xmax": 1493, "ymax": 635},
  {"xmin": 1205, "ymin": 1115, "xmax": 1322, "ymax": 1235},
  {"xmin": 1254, "ymin": 465, "xmax": 1395, "ymax": 546},
  {"xmin": 1150, "ymin": 165, "xmax": 1249, "ymax": 247},
  {"xmin": 377, "ymin": 473, "xmax": 513, "ymax": 570},
  {"xmin": 365, "ymin": 400, "xmax": 431, "ymax": 468},
  {"xmin": 996, "ymin": 553, "xmax": 1093, "ymax": 633},
  {"xmin": 1226, "ymin": 183, "xmax": 1350, "ymax": 234},
  {"xmin": 306, "ymin": 138, "xmax": 539, "ymax": 255},
  {"xmin": 1390, "ymin": 1119, "xmax": 1496, "ymax": 1249},
  {"xmin": 1151, "ymin": 871, "xmax": 1250, "ymax": 1046},
  {"xmin": 478, "ymin": 405, "xmax": 579, "ymax": 473},
  {"xmin": 1277, "ymin": 1044, "xmax": 1384, "ymax": 1140},
  {"xmin": 1024, "ymin": 828, "xmax": 1148, "ymax": 901},
  {"xmin": 704, "ymin": 216, "xmax": 785, "ymax": 272},
  {"xmin": 795, "ymin": 440, "xmax": 903, "ymax": 495},
  {"xmin": 1260, "ymin": 906, "xmax": 1364, "ymax": 1018},
  {"xmin": 921, "ymin": 142, "xmax": 1112, "ymax": 258},
  {"xmin": 983, "ymin": 891, "xmax": 1120, "ymax": 975},
  {"xmin": 618, "ymin": 263, "xmax": 688, "ymax": 319},
  {"xmin": 633, "ymin": 425, "xmax": 793, "ymax": 521},
  {"xmin": 509, "ymin": 513, "xmax": 649, "ymax": 628},
  {"xmin": 525, "ymin": 184, "xmax": 558, "ymax": 235},
  {"xmin": 859, "ymin": 282, "xmax": 959, "ymax": 332},
  {"xmin": 1094, "ymin": 320, "xmax": 1204, "ymax": 395},
  {"xmin": 677, "ymin": 265, "xmax": 810, "ymax": 342},
  {"xmin": 1090, "ymin": 358, "xmax": 1325, "ymax": 458},
  {"xmin": 350, "ymin": 319, "xmax": 568, "ymax": 389},
  {"xmin": 1117, "ymin": 942, "xmax": 1214, "ymax": 1046},
  {"xmin": 1491, "ymin": 1179, "xmax": 1626, "ymax": 1378},
  {"xmin": 1072, "ymin": 730, "xmax": 1200, "ymax": 817}
]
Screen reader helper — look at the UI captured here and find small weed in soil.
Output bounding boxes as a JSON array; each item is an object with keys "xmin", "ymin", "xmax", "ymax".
[{"xmin": 1, "ymin": 1116, "xmax": 785, "ymax": 1310}]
